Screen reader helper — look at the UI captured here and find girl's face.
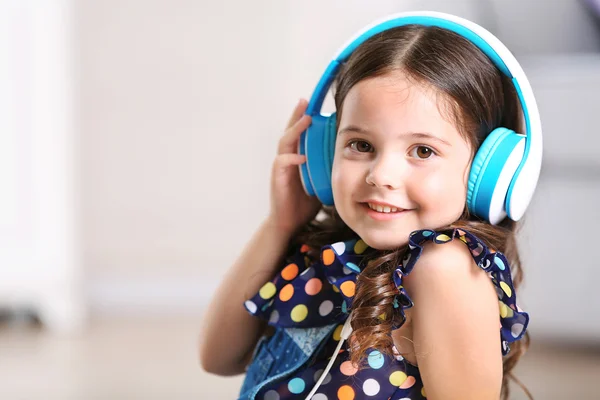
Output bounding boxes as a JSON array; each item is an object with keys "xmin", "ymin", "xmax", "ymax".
[{"xmin": 332, "ymin": 70, "xmax": 473, "ymax": 250}]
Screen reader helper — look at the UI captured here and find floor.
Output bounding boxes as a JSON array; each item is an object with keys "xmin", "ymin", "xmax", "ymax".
[{"xmin": 0, "ymin": 313, "xmax": 598, "ymax": 400}]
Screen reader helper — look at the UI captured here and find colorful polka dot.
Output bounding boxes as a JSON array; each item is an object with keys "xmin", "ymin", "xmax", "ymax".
[
  {"xmin": 472, "ymin": 243, "xmax": 484, "ymax": 256},
  {"xmin": 340, "ymin": 281, "xmax": 356, "ymax": 297},
  {"xmin": 311, "ymin": 394, "xmax": 328, "ymax": 400},
  {"xmin": 244, "ymin": 300, "xmax": 257, "ymax": 314},
  {"xmin": 319, "ymin": 300, "xmax": 334, "ymax": 316},
  {"xmin": 400, "ymin": 375, "xmax": 416, "ymax": 389},
  {"xmin": 337, "ymin": 385, "xmax": 355, "ymax": 400},
  {"xmin": 279, "ymin": 284, "xmax": 294, "ymax": 301},
  {"xmin": 333, "ymin": 324, "xmax": 343, "ymax": 341},
  {"xmin": 263, "ymin": 389, "xmax": 279, "ymax": 400},
  {"xmin": 495, "ymin": 256, "xmax": 506, "ymax": 270},
  {"xmin": 332, "ymin": 242, "xmax": 346, "ymax": 255},
  {"xmin": 392, "ymin": 346, "xmax": 404, "ymax": 361},
  {"xmin": 511, "ymin": 323, "xmax": 525, "ymax": 338},
  {"xmin": 421, "ymin": 387, "xmax": 427, "ymax": 397},
  {"xmin": 305, "ymin": 278, "xmax": 323, "ymax": 295},
  {"xmin": 505, "ymin": 306, "xmax": 514, "ymax": 318},
  {"xmin": 288, "ymin": 377, "xmax": 305, "ymax": 394},
  {"xmin": 300, "ymin": 244, "xmax": 310, "ymax": 253},
  {"xmin": 322, "ymin": 249, "xmax": 335, "ymax": 265},
  {"xmin": 290, "ymin": 304, "xmax": 308, "ymax": 322},
  {"xmin": 435, "ymin": 234, "xmax": 451, "ymax": 242},
  {"xmin": 345, "ymin": 262, "xmax": 360, "ymax": 273},
  {"xmin": 268, "ymin": 310, "xmax": 279, "ymax": 324},
  {"xmin": 354, "ymin": 239, "xmax": 368, "ymax": 254},
  {"xmin": 362, "ymin": 378, "xmax": 380, "ymax": 396},
  {"xmin": 313, "ymin": 369, "xmax": 332, "ymax": 385},
  {"xmin": 281, "ymin": 263, "xmax": 299, "ymax": 280},
  {"xmin": 340, "ymin": 361, "xmax": 358, "ymax": 376},
  {"xmin": 367, "ymin": 350, "xmax": 384, "ymax": 369},
  {"xmin": 500, "ymin": 281, "xmax": 512, "ymax": 297},
  {"xmin": 259, "ymin": 282, "xmax": 276, "ymax": 299},
  {"xmin": 389, "ymin": 371, "xmax": 408, "ymax": 386},
  {"xmin": 499, "ymin": 301, "xmax": 509, "ymax": 318}
]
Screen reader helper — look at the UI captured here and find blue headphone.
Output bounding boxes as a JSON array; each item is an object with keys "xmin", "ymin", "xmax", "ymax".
[{"xmin": 298, "ymin": 11, "xmax": 542, "ymax": 225}]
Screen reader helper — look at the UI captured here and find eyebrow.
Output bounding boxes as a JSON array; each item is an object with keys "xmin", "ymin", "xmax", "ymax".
[{"xmin": 338, "ymin": 125, "xmax": 451, "ymax": 147}]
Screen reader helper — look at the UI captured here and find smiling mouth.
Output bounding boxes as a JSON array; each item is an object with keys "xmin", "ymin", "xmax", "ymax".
[{"xmin": 364, "ymin": 202, "xmax": 404, "ymax": 214}]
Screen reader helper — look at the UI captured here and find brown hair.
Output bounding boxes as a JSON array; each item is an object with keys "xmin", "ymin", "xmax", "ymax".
[{"xmin": 294, "ymin": 25, "xmax": 531, "ymax": 399}]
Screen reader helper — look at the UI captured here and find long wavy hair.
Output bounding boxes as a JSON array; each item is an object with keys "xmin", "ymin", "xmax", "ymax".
[{"xmin": 294, "ymin": 25, "xmax": 532, "ymax": 399}]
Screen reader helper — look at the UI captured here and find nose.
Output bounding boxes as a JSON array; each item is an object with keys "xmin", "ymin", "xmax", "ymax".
[{"xmin": 366, "ymin": 152, "xmax": 406, "ymax": 190}]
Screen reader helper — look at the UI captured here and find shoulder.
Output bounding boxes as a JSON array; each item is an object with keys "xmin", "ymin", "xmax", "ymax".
[
  {"xmin": 402, "ymin": 234, "xmax": 498, "ymax": 321},
  {"xmin": 403, "ymin": 236, "xmax": 481, "ymax": 290}
]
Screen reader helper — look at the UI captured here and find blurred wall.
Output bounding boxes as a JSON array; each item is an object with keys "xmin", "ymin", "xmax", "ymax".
[
  {"xmin": 78, "ymin": 0, "xmax": 491, "ymax": 311},
  {"xmin": 77, "ymin": 1, "xmax": 600, "ymax": 341}
]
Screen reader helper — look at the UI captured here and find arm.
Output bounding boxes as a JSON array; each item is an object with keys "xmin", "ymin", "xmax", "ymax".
[
  {"xmin": 199, "ymin": 218, "xmax": 294, "ymax": 376},
  {"xmin": 401, "ymin": 240, "xmax": 502, "ymax": 400},
  {"xmin": 200, "ymin": 98, "xmax": 320, "ymax": 376}
]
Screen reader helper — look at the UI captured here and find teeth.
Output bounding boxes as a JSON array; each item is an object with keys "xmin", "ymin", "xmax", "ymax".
[{"xmin": 368, "ymin": 203, "xmax": 399, "ymax": 213}]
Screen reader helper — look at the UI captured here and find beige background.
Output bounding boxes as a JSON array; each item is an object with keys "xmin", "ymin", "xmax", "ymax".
[{"xmin": 79, "ymin": 1, "xmax": 492, "ymax": 311}]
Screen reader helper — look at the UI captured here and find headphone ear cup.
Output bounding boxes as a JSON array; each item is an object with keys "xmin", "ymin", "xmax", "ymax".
[
  {"xmin": 467, "ymin": 128, "xmax": 525, "ymax": 224},
  {"xmin": 298, "ymin": 124, "xmax": 315, "ymax": 198},
  {"xmin": 303, "ymin": 114, "xmax": 337, "ymax": 206},
  {"xmin": 324, "ymin": 112, "xmax": 337, "ymax": 182}
]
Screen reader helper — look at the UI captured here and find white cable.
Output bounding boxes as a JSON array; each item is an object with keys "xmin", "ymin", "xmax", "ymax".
[{"xmin": 304, "ymin": 313, "xmax": 354, "ymax": 400}]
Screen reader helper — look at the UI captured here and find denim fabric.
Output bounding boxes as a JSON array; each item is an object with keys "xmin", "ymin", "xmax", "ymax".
[{"xmin": 238, "ymin": 323, "xmax": 338, "ymax": 400}]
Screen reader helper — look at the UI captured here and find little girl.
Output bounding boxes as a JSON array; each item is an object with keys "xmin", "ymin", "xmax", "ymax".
[{"xmin": 200, "ymin": 11, "xmax": 540, "ymax": 400}]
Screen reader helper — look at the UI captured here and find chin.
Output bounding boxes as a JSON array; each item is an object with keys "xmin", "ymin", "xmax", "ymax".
[{"xmin": 357, "ymin": 230, "xmax": 410, "ymax": 251}]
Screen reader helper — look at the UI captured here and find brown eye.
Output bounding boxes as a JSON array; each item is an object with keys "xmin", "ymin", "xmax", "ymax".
[
  {"xmin": 411, "ymin": 146, "xmax": 435, "ymax": 159},
  {"xmin": 349, "ymin": 140, "xmax": 373, "ymax": 153}
]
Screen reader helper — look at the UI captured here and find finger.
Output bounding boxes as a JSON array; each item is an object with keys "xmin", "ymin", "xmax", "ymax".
[
  {"xmin": 286, "ymin": 98, "xmax": 308, "ymax": 129},
  {"xmin": 278, "ymin": 114, "xmax": 312, "ymax": 155},
  {"xmin": 273, "ymin": 153, "xmax": 307, "ymax": 171}
]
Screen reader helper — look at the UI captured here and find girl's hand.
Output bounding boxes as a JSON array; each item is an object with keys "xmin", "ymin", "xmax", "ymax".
[{"xmin": 267, "ymin": 99, "xmax": 322, "ymax": 235}]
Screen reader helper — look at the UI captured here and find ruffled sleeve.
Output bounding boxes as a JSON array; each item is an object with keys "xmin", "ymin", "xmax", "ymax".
[
  {"xmin": 243, "ymin": 238, "xmax": 375, "ymax": 329},
  {"xmin": 392, "ymin": 228, "xmax": 529, "ymax": 356},
  {"xmin": 243, "ymin": 243, "xmax": 344, "ymax": 328}
]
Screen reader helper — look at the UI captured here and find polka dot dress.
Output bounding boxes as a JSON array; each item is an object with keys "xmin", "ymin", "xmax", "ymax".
[{"xmin": 244, "ymin": 229, "xmax": 529, "ymax": 399}]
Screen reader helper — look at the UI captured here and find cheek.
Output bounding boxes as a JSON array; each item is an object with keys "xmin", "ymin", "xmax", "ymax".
[
  {"xmin": 332, "ymin": 158, "xmax": 365, "ymax": 204},
  {"xmin": 415, "ymin": 165, "xmax": 468, "ymax": 206},
  {"xmin": 331, "ymin": 158, "xmax": 341, "ymax": 190},
  {"xmin": 331, "ymin": 156, "xmax": 348, "ymax": 199}
]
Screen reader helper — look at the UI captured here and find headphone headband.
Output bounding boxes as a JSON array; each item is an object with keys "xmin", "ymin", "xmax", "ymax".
[{"xmin": 305, "ymin": 11, "xmax": 542, "ymax": 221}]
